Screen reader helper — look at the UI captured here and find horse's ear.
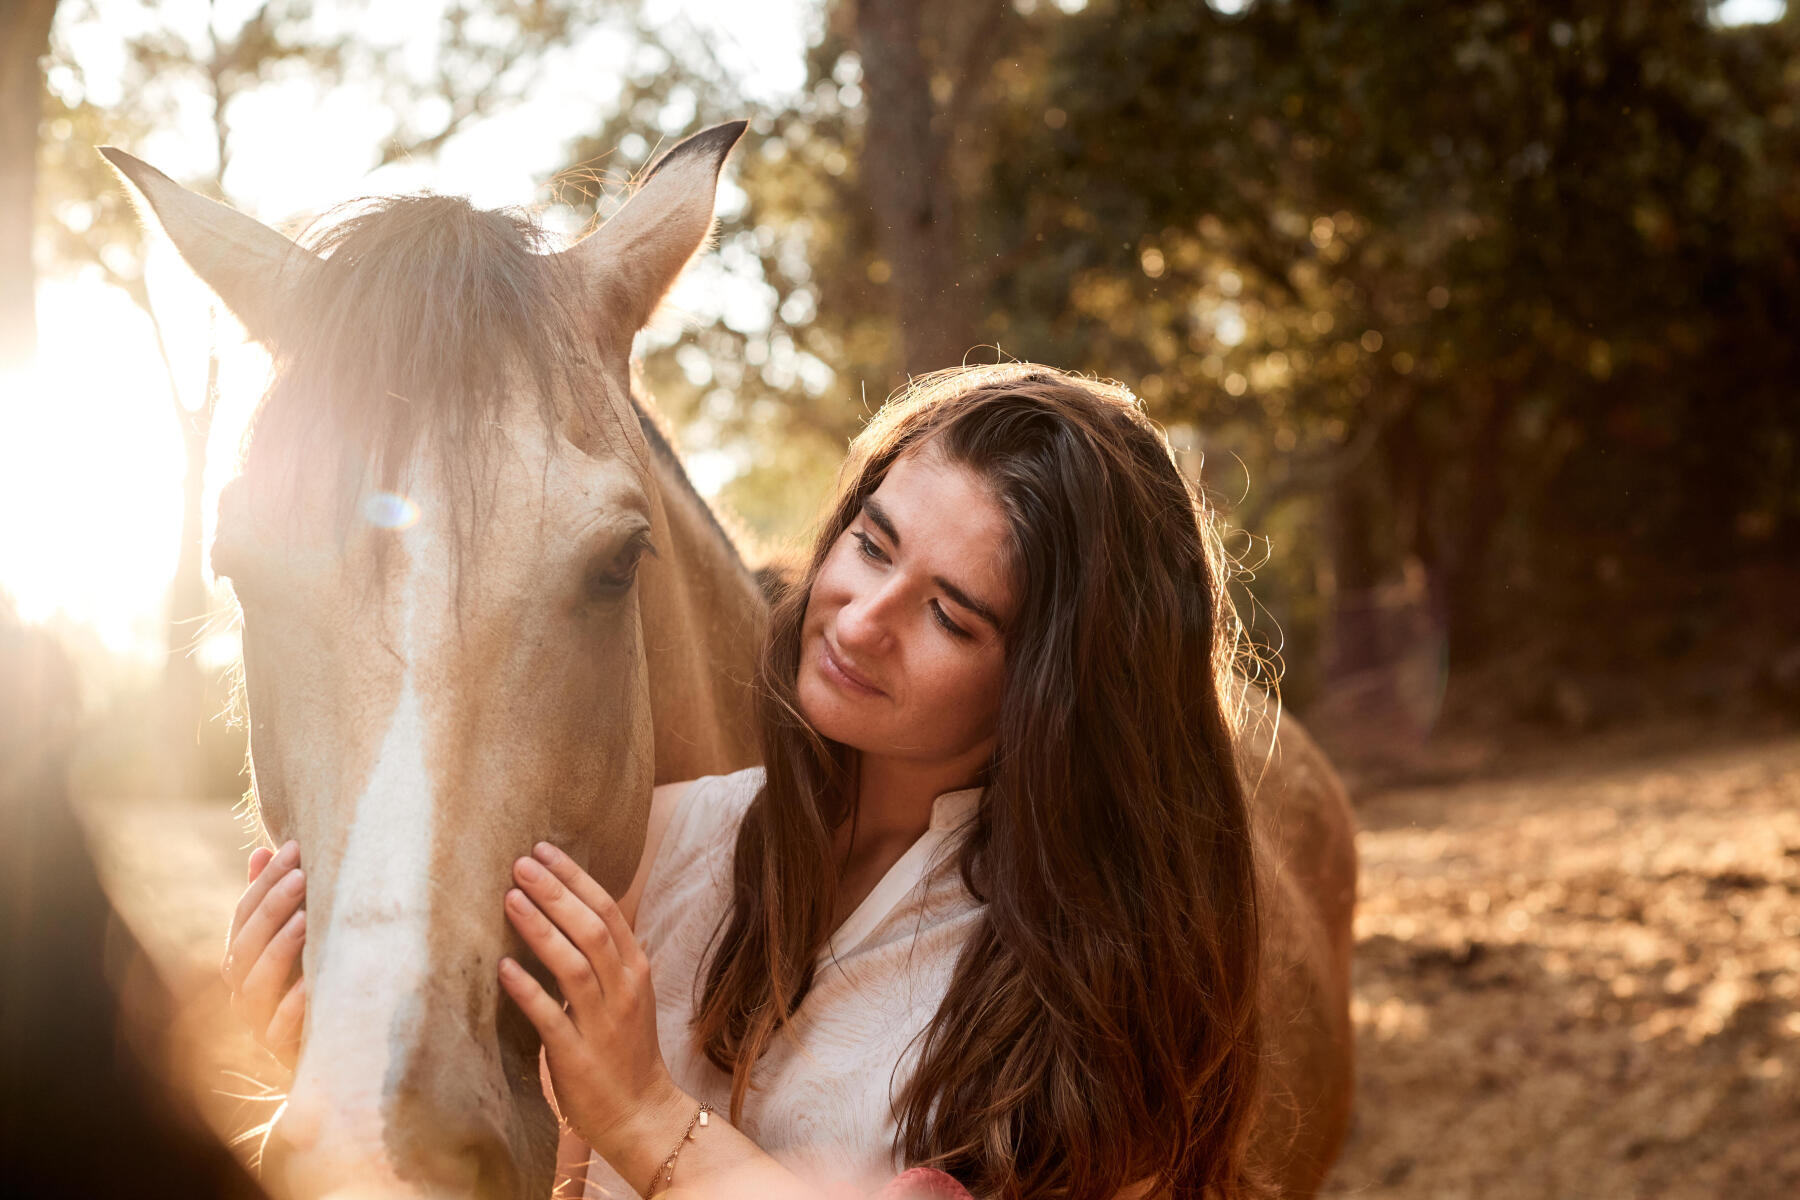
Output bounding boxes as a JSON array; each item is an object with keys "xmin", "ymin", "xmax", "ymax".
[
  {"xmin": 99, "ymin": 147, "xmax": 317, "ymax": 344},
  {"xmin": 560, "ymin": 121, "xmax": 748, "ymax": 337}
]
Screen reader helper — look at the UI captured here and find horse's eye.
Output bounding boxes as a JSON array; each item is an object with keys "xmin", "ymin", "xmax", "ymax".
[{"xmin": 583, "ymin": 533, "xmax": 653, "ymax": 602}]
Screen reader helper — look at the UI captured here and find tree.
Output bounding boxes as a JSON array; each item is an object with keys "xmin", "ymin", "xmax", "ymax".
[
  {"xmin": 586, "ymin": 0, "xmax": 1800, "ymax": 723},
  {"xmin": 1001, "ymin": 0, "xmax": 1800, "ymax": 690},
  {"xmin": 1, "ymin": 0, "xmax": 60, "ymax": 372},
  {"xmin": 555, "ymin": 0, "xmax": 1053, "ymax": 541},
  {"xmin": 37, "ymin": 0, "xmax": 622, "ymax": 791}
]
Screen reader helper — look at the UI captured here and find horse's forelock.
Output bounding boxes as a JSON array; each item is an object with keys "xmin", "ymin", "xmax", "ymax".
[{"xmin": 239, "ymin": 195, "xmax": 638, "ymax": 562}]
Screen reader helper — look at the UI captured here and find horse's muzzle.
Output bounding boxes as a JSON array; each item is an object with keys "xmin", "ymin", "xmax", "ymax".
[{"xmin": 260, "ymin": 1087, "xmax": 518, "ymax": 1200}]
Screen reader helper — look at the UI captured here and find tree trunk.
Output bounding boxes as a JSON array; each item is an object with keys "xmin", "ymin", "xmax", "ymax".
[
  {"xmin": 1323, "ymin": 446, "xmax": 1390, "ymax": 682},
  {"xmin": 0, "ymin": 0, "xmax": 59, "ymax": 371},
  {"xmin": 854, "ymin": 0, "xmax": 980, "ymax": 381},
  {"xmin": 159, "ymin": 342, "xmax": 217, "ymax": 797},
  {"xmin": 1441, "ymin": 386, "xmax": 1512, "ymax": 665},
  {"xmin": 1310, "ymin": 428, "xmax": 1426, "ymax": 762}
]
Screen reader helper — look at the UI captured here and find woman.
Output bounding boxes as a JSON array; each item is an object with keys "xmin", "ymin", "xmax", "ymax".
[{"xmin": 225, "ymin": 363, "xmax": 1266, "ymax": 1200}]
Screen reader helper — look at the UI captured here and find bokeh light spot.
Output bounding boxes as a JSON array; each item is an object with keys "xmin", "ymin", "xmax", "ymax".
[{"xmin": 361, "ymin": 492, "xmax": 421, "ymax": 531}]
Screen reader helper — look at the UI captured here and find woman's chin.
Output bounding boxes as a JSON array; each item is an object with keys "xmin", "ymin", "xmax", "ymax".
[{"xmin": 796, "ymin": 665, "xmax": 859, "ymax": 747}]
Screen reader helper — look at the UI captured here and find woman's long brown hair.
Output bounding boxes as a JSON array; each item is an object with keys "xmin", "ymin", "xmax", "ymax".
[{"xmin": 691, "ymin": 364, "xmax": 1265, "ymax": 1199}]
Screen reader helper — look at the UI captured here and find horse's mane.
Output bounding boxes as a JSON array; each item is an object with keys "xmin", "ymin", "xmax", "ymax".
[{"xmin": 242, "ymin": 194, "xmax": 630, "ymax": 535}]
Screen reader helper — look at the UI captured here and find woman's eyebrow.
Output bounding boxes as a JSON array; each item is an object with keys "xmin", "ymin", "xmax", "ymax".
[
  {"xmin": 863, "ymin": 497, "xmax": 1004, "ymax": 632},
  {"xmin": 936, "ymin": 578, "xmax": 1003, "ymax": 632},
  {"xmin": 863, "ymin": 497, "xmax": 903, "ymax": 547}
]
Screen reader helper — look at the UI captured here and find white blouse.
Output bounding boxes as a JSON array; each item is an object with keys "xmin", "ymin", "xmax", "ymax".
[{"xmin": 583, "ymin": 767, "xmax": 986, "ymax": 1199}]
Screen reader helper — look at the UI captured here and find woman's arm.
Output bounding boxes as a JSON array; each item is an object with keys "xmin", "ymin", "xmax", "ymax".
[
  {"xmin": 554, "ymin": 1125, "xmax": 600, "ymax": 1197},
  {"xmin": 591, "ymin": 1089, "xmax": 828, "ymax": 1200},
  {"xmin": 502, "ymin": 840, "xmax": 831, "ymax": 1200},
  {"xmin": 551, "ymin": 779, "xmax": 690, "ymax": 1197},
  {"xmin": 559, "ymin": 1106, "xmax": 977, "ymax": 1200}
]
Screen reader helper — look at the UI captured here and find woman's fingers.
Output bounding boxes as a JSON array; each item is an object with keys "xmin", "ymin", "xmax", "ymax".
[
  {"xmin": 227, "ymin": 840, "xmax": 299, "ymax": 951},
  {"xmin": 512, "ymin": 853, "xmax": 626, "ymax": 995},
  {"xmin": 505, "ymin": 887, "xmax": 602, "ymax": 1015},
  {"xmin": 265, "ymin": 977, "xmax": 307, "ymax": 1068},
  {"xmin": 224, "ymin": 861, "xmax": 305, "ymax": 993},
  {"xmin": 237, "ymin": 907, "xmax": 305, "ymax": 1039},
  {"xmin": 499, "ymin": 957, "xmax": 582, "ymax": 1059},
  {"xmin": 247, "ymin": 845, "xmax": 274, "ymax": 884},
  {"xmin": 499, "ymin": 850, "xmax": 675, "ymax": 1159},
  {"xmin": 529, "ymin": 843, "xmax": 643, "ymax": 977}
]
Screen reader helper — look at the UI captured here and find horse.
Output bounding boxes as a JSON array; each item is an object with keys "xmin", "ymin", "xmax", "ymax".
[{"xmin": 105, "ymin": 122, "xmax": 1355, "ymax": 1199}]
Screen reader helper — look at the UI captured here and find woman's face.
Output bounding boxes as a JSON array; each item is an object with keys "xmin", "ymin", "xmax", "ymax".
[{"xmin": 798, "ymin": 445, "xmax": 1017, "ymax": 778}]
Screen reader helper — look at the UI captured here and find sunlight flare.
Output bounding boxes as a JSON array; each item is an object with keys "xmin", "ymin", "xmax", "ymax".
[{"xmin": 360, "ymin": 491, "xmax": 422, "ymax": 531}]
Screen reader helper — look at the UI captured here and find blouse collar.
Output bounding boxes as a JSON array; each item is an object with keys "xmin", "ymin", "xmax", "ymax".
[
  {"xmin": 823, "ymin": 785, "xmax": 984, "ymax": 965},
  {"xmin": 928, "ymin": 786, "xmax": 983, "ymax": 832}
]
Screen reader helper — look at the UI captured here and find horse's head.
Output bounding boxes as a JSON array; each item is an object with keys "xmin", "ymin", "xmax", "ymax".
[{"xmin": 106, "ymin": 123, "xmax": 747, "ymax": 1199}]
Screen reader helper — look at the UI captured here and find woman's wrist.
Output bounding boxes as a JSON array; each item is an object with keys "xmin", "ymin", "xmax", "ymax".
[{"xmin": 584, "ymin": 1076, "xmax": 699, "ymax": 1195}]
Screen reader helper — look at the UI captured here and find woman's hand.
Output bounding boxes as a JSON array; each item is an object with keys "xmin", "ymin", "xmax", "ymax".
[
  {"xmin": 222, "ymin": 840, "xmax": 308, "ymax": 1070},
  {"xmin": 499, "ymin": 842, "xmax": 690, "ymax": 1168}
]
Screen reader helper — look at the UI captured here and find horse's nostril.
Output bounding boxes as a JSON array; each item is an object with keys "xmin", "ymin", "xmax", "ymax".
[
  {"xmin": 264, "ymin": 1031, "xmax": 528, "ymax": 1197},
  {"xmin": 465, "ymin": 1132, "xmax": 515, "ymax": 1200},
  {"xmin": 402, "ymin": 1115, "xmax": 515, "ymax": 1198},
  {"xmin": 400, "ymin": 1145, "xmax": 484, "ymax": 1194}
]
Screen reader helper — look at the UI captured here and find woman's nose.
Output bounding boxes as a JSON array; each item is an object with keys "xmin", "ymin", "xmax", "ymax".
[{"xmin": 836, "ymin": 580, "xmax": 901, "ymax": 653}]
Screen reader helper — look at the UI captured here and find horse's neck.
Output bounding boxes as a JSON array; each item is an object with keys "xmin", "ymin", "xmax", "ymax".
[{"xmin": 637, "ymin": 418, "xmax": 767, "ymax": 784}]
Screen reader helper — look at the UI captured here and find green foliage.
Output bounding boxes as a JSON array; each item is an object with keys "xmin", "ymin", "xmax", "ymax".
[
  {"xmin": 551, "ymin": 16, "xmax": 886, "ymax": 546},
  {"xmin": 39, "ymin": 0, "xmax": 1793, "ymax": 721},
  {"xmin": 1001, "ymin": 0, "xmax": 1800, "ymax": 676},
  {"xmin": 608, "ymin": 0, "xmax": 1800, "ymax": 702}
]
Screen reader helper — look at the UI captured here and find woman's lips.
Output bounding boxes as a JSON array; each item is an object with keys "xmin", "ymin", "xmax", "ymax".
[{"xmin": 819, "ymin": 637, "xmax": 886, "ymax": 697}]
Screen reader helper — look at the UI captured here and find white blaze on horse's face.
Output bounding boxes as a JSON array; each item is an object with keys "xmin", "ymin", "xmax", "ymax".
[
  {"xmin": 219, "ymin": 429, "xmax": 656, "ymax": 1199},
  {"xmin": 106, "ymin": 123, "xmax": 748, "ymax": 1200}
]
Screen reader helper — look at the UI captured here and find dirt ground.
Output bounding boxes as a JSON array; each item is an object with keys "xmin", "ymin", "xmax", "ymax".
[
  {"xmin": 80, "ymin": 724, "xmax": 1800, "ymax": 1198},
  {"xmin": 1320, "ymin": 724, "xmax": 1800, "ymax": 1199}
]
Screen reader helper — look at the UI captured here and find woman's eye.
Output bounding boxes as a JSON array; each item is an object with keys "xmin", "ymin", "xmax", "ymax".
[
  {"xmin": 852, "ymin": 530, "xmax": 888, "ymax": 563},
  {"xmin": 931, "ymin": 601, "xmax": 971, "ymax": 640}
]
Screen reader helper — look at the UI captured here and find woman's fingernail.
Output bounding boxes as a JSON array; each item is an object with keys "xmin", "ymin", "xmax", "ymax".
[
  {"xmin": 281, "ymin": 869, "xmax": 305, "ymax": 892},
  {"xmin": 507, "ymin": 888, "xmax": 529, "ymax": 910},
  {"xmin": 517, "ymin": 857, "xmax": 544, "ymax": 881},
  {"xmin": 498, "ymin": 957, "xmax": 519, "ymax": 978},
  {"xmin": 532, "ymin": 842, "xmax": 556, "ymax": 864}
]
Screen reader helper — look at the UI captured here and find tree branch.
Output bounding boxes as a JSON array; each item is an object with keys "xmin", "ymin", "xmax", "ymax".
[
  {"xmin": 1234, "ymin": 415, "xmax": 1384, "ymax": 534},
  {"xmin": 942, "ymin": 0, "xmax": 1008, "ymax": 141}
]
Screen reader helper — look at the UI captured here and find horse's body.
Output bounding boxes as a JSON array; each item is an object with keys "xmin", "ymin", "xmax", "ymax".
[
  {"xmin": 1234, "ymin": 684, "xmax": 1358, "ymax": 1195},
  {"xmin": 108, "ymin": 124, "xmax": 1354, "ymax": 1200}
]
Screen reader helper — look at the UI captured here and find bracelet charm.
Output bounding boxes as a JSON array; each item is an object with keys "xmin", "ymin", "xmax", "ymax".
[{"xmin": 648, "ymin": 1101, "xmax": 712, "ymax": 1196}]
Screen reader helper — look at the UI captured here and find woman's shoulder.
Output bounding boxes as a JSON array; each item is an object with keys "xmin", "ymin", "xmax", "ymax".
[
  {"xmin": 644, "ymin": 767, "xmax": 764, "ymax": 879},
  {"xmin": 668, "ymin": 764, "xmax": 765, "ymax": 831},
  {"xmin": 629, "ymin": 766, "xmax": 763, "ymax": 944}
]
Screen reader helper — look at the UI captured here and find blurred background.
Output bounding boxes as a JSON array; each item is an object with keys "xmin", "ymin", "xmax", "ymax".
[{"xmin": 3, "ymin": 0, "xmax": 1798, "ymax": 1196}]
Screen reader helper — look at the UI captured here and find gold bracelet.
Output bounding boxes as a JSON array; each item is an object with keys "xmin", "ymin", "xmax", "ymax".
[{"xmin": 647, "ymin": 1101, "xmax": 711, "ymax": 1197}]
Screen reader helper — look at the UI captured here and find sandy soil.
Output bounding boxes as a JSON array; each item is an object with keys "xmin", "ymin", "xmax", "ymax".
[
  {"xmin": 1321, "ymin": 727, "xmax": 1800, "ymax": 1199},
  {"xmin": 79, "ymin": 727, "xmax": 1800, "ymax": 1198}
]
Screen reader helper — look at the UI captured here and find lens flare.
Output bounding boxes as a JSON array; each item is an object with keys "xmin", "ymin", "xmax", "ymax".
[{"xmin": 361, "ymin": 491, "xmax": 421, "ymax": 531}]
